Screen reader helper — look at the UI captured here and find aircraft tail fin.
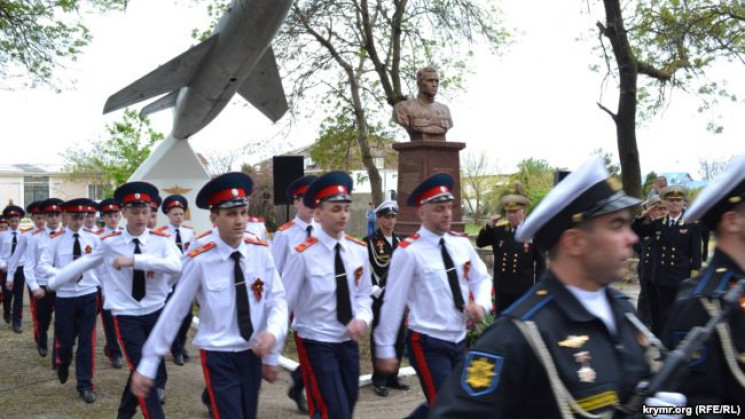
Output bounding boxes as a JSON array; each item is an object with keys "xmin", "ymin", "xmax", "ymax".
[
  {"xmin": 236, "ymin": 46, "xmax": 288, "ymax": 123},
  {"xmin": 103, "ymin": 34, "xmax": 218, "ymax": 114},
  {"xmin": 140, "ymin": 91, "xmax": 179, "ymax": 117}
]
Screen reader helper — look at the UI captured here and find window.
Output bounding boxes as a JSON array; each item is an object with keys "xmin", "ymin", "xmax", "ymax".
[
  {"xmin": 88, "ymin": 184, "xmax": 107, "ymax": 201},
  {"xmin": 24, "ymin": 176, "xmax": 50, "ymax": 204},
  {"xmin": 304, "ymin": 157, "xmax": 314, "ymax": 169},
  {"xmin": 374, "ymin": 157, "xmax": 384, "ymax": 169}
]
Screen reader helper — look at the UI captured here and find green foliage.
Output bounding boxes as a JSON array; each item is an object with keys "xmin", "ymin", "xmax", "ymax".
[
  {"xmin": 61, "ymin": 109, "xmax": 164, "ymax": 195},
  {"xmin": 592, "ymin": 148, "xmax": 621, "ymax": 179},
  {"xmin": 309, "ymin": 112, "xmax": 396, "ymax": 172},
  {"xmin": 642, "ymin": 171, "xmax": 658, "ymax": 197},
  {"xmin": 510, "ymin": 158, "xmax": 555, "ymax": 211},
  {"xmin": 0, "ymin": 0, "xmax": 127, "ymax": 86}
]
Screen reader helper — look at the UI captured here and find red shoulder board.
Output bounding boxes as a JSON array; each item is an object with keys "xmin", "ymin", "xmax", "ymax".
[
  {"xmin": 94, "ymin": 228, "xmax": 105, "ymax": 235},
  {"xmin": 448, "ymin": 230, "xmax": 468, "ymax": 238},
  {"xmin": 50, "ymin": 230, "xmax": 66, "ymax": 239},
  {"xmin": 294, "ymin": 237, "xmax": 319, "ymax": 253},
  {"xmin": 244, "ymin": 237, "xmax": 269, "ymax": 247},
  {"xmin": 195, "ymin": 230, "xmax": 212, "ymax": 240},
  {"xmin": 101, "ymin": 231, "xmax": 122, "ymax": 240},
  {"xmin": 32, "ymin": 228, "xmax": 45, "ymax": 236},
  {"xmin": 277, "ymin": 220, "xmax": 295, "ymax": 232},
  {"xmin": 153, "ymin": 226, "xmax": 167, "ymax": 232},
  {"xmin": 187, "ymin": 241, "xmax": 216, "ymax": 258},
  {"xmin": 21, "ymin": 227, "xmax": 33, "ymax": 233},
  {"xmin": 345, "ymin": 234, "xmax": 367, "ymax": 247},
  {"xmin": 398, "ymin": 233, "xmax": 421, "ymax": 248},
  {"xmin": 150, "ymin": 229, "xmax": 171, "ymax": 238}
]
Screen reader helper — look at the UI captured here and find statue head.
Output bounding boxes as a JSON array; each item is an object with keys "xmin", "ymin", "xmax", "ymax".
[{"xmin": 416, "ymin": 66, "xmax": 440, "ymax": 99}]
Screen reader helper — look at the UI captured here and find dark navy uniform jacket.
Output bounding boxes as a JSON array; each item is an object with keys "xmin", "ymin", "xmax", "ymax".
[
  {"xmin": 431, "ymin": 271, "xmax": 651, "ymax": 418},
  {"xmin": 362, "ymin": 228, "xmax": 403, "ymax": 296},
  {"xmin": 632, "ymin": 214, "xmax": 702, "ymax": 288},
  {"xmin": 476, "ymin": 222, "xmax": 546, "ymax": 295},
  {"xmin": 661, "ymin": 249, "xmax": 745, "ymax": 408}
]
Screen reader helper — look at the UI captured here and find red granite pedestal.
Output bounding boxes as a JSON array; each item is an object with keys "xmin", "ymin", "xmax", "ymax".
[{"xmin": 392, "ymin": 141, "xmax": 466, "ymax": 235}]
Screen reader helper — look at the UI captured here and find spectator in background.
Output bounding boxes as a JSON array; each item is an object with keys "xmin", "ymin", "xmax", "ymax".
[
  {"xmin": 646, "ymin": 175, "xmax": 668, "ymax": 200},
  {"xmin": 366, "ymin": 202, "xmax": 376, "ymax": 237}
]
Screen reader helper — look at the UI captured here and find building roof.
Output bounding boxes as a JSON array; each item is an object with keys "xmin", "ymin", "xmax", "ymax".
[{"xmin": 0, "ymin": 164, "xmax": 66, "ymax": 175}]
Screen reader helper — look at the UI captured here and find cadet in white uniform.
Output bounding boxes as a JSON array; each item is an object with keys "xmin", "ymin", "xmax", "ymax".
[
  {"xmin": 49, "ymin": 181, "xmax": 181, "ymax": 419},
  {"xmin": 1, "ymin": 204, "xmax": 31, "ymax": 332},
  {"xmin": 282, "ymin": 171, "xmax": 373, "ymax": 419},
  {"xmin": 96, "ymin": 198, "xmax": 124, "ymax": 369},
  {"xmin": 374, "ymin": 173, "xmax": 492, "ymax": 419},
  {"xmin": 131, "ymin": 172, "xmax": 288, "ymax": 419}
]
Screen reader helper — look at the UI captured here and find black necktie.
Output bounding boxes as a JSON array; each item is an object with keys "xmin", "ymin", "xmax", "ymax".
[
  {"xmin": 11, "ymin": 232, "xmax": 17, "ymax": 255},
  {"xmin": 132, "ymin": 238, "xmax": 146, "ymax": 301},
  {"xmin": 231, "ymin": 251, "xmax": 253, "ymax": 340},
  {"xmin": 335, "ymin": 243, "xmax": 353, "ymax": 325},
  {"xmin": 73, "ymin": 233, "xmax": 82, "ymax": 282},
  {"xmin": 175, "ymin": 228, "xmax": 183, "ymax": 253},
  {"xmin": 440, "ymin": 238, "xmax": 465, "ymax": 312},
  {"xmin": 306, "ymin": 225, "xmax": 313, "ymax": 239}
]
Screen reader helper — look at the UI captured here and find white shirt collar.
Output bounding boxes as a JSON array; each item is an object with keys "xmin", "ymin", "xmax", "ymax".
[
  {"xmin": 293, "ymin": 216, "xmax": 315, "ymax": 231},
  {"xmin": 418, "ymin": 226, "xmax": 445, "ymax": 245},
  {"xmin": 122, "ymin": 228, "xmax": 150, "ymax": 245},
  {"xmin": 316, "ymin": 227, "xmax": 345, "ymax": 251},
  {"xmin": 214, "ymin": 234, "xmax": 246, "ymax": 262}
]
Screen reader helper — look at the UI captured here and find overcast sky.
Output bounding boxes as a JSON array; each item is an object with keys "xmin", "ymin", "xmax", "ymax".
[{"xmin": 1, "ymin": 0, "xmax": 743, "ymax": 177}]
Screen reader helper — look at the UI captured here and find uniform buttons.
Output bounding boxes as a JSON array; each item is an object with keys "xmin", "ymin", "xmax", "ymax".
[
  {"xmin": 672, "ymin": 247, "xmax": 676, "ymax": 251},
  {"xmin": 502, "ymin": 269, "xmax": 506, "ymax": 273},
  {"xmin": 662, "ymin": 246, "xmax": 666, "ymax": 250}
]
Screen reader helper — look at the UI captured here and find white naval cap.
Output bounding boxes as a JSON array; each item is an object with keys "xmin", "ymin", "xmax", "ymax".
[
  {"xmin": 515, "ymin": 156, "xmax": 641, "ymax": 248},
  {"xmin": 375, "ymin": 200, "xmax": 399, "ymax": 215},
  {"xmin": 685, "ymin": 153, "xmax": 745, "ymax": 230}
]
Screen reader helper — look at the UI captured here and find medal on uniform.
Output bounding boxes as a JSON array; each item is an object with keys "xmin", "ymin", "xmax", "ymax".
[
  {"xmin": 558, "ymin": 335, "xmax": 589, "ymax": 348},
  {"xmin": 251, "ymin": 279, "xmax": 264, "ymax": 301},
  {"xmin": 463, "ymin": 261, "xmax": 471, "ymax": 280},
  {"xmin": 376, "ymin": 238, "xmax": 385, "ymax": 254},
  {"xmin": 354, "ymin": 266, "xmax": 363, "ymax": 287},
  {"xmin": 573, "ymin": 351, "xmax": 596, "ymax": 383},
  {"xmin": 85, "ymin": 245, "xmax": 92, "ymax": 254},
  {"xmin": 146, "ymin": 270, "xmax": 154, "ymax": 278},
  {"xmin": 523, "ymin": 242, "xmax": 530, "ymax": 252}
]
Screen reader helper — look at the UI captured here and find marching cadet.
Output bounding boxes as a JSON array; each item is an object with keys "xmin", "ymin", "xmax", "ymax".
[
  {"xmin": 1, "ymin": 204, "xmax": 31, "ymax": 332},
  {"xmin": 49, "ymin": 181, "xmax": 180, "ymax": 419},
  {"xmin": 282, "ymin": 171, "xmax": 373, "ymax": 419},
  {"xmin": 0, "ymin": 216, "xmax": 8, "ymax": 231},
  {"xmin": 245, "ymin": 214, "xmax": 269, "ymax": 242},
  {"xmin": 374, "ymin": 173, "xmax": 491, "ymax": 419},
  {"xmin": 39, "ymin": 198, "xmax": 101, "ymax": 403},
  {"xmin": 131, "ymin": 172, "xmax": 288, "ymax": 419},
  {"xmin": 363, "ymin": 200, "xmax": 410, "ymax": 397},
  {"xmin": 82, "ymin": 203, "xmax": 98, "ymax": 233},
  {"xmin": 633, "ymin": 185, "xmax": 702, "ymax": 334},
  {"xmin": 662, "ymin": 154, "xmax": 745, "ymax": 411},
  {"xmin": 476, "ymin": 194, "xmax": 546, "ymax": 312},
  {"xmin": 97, "ymin": 198, "xmax": 124, "ymax": 369},
  {"xmin": 157, "ymin": 194, "xmax": 195, "ymax": 366},
  {"xmin": 147, "ymin": 196, "xmax": 162, "ymax": 230},
  {"xmin": 271, "ymin": 174, "xmax": 317, "ymax": 414},
  {"xmin": 430, "ymin": 157, "xmax": 674, "ymax": 418},
  {"xmin": 23, "ymin": 198, "xmax": 64, "ymax": 357}
]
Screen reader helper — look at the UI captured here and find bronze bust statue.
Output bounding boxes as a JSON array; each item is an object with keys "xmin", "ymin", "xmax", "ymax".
[{"xmin": 392, "ymin": 66, "xmax": 453, "ymax": 141}]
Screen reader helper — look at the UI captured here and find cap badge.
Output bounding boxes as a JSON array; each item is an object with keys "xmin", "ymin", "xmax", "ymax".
[
  {"xmin": 134, "ymin": 193, "xmax": 141, "ymax": 200},
  {"xmin": 231, "ymin": 188, "xmax": 239, "ymax": 197},
  {"xmin": 78, "ymin": 205, "xmax": 83, "ymax": 211},
  {"xmin": 338, "ymin": 185, "xmax": 344, "ymax": 193}
]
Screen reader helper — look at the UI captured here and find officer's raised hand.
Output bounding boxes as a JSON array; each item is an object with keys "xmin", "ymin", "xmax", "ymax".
[
  {"xmin": 130, "ymin": 371, "xmax": 154, "ymax": 398},
  {"xmin": 487, "ymin": 214, "xmax": 501, "ymax": 227},
  {"xmin": 347, "ymin": 319, "xmax": 367, "ymax": 341}
]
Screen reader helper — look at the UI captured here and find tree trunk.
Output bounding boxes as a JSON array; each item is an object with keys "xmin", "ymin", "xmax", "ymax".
[
  {"xmin": 601, "ymin": 0, "xmax": 643, "ymax": 198},
  {"xmin": 347, "ymin": 71, "xmax": 384, "ymax": 205}
]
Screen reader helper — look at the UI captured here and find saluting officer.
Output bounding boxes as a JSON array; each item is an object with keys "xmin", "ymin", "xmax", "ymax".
[
  {"xmin": 23, "ymin": 198, "xmax": 64, "ymax": 357},
  {"xmin": 662, "ymin": 154, "xmax": 745, "ymax": 411},
  {"xmin": 1, "ymin": 204, "xmax": 31, "ymax": 332},
  {"xmin": 131, "ymin": 172, "xmax": 288, "ymax": 419},
  {"xmin": 49, "ymin": 182, "xmax": 181, "ymax": 419},
  {"xmin": 96, "ymin": 198, "xmax": 124, "ymax": 369},
  {"xmin": 271, "ymin": 174, "xmax": 317, "ymax": 414},
  {"xmin": 363, "ymin": 200, "xmax": 410, "ymax": 397},
  {"xmin": 477, "ymin": 194, "xmax": 546, "ymax": 312},
  {"xmin": 375, "ymin": 173, "xmax": 492, "ymax": 419},
  {"xmin": 635, "ymin": 196, "xmax": 666, "ymax": 327},
  {"xmin": 282, "ymin": 171, "xmax": 373, "ymax": 419},
  {"xmin": 157, "ymin": 194, "xmax": 195, "ymax": 366},
  {"xmin": 39, "ymin": 198, "xmax": 101, "ymax": 403},
  {"xmin": 431, "ymin": 157, "xmax": 671, "ymax": 418},
  {"xmin": 633, "ymin": 185, "xmax": 702, "ymax": 334}
]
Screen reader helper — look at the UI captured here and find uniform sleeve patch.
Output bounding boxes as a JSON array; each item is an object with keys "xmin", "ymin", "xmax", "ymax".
[
  {"xmin": 460, "ymin": 351, "xmax": 503, "ymax": 397},
  {"xmin": 188, "ymin": 241, "xmax": 216, "ymax": 258}
]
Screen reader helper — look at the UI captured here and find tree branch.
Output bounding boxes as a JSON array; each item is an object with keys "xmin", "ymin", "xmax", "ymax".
[{"xmin": 596, "ymin": 101, "xmax": 617, "ymax": 122}]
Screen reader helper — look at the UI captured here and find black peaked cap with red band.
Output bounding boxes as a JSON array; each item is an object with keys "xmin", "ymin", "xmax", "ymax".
[
  {"xmin": 63, "ymin": 198, "xmax": 98, "ymax": 214},
  {"xmin": 26, "ymin": 201, "xmax": 44, "ymax": 215},
  {"xmin": 2, "ymin": 205, "xmax": 25, "ymax": 219},
  {"xmin": 286, "ymin": 175, "xmax": 318, "ymax": 200},
  {"xmin": 303, "ymin": 171, "xmax": 353, "ymax": 209},
  {"xmin": 162, "ymin": 194, "xmax": 188, "ymax": 214},
  {"xmin": 406, "ymin": 172, "xmax": 455, "ymax": 207},
  {"xmin": 98, "ymin": 198, "xmax": 121, "ymax": 214},
  {"xmin": 114, "ymin": 181, "xmax": 160, "ymax": 208},
  {"xmin": 196, "ymin": 172, "xmax": 253, "ymax": 209},
  {"xmin": 41, "ymin": 198, "xmax": 65, "ymax": 214}
]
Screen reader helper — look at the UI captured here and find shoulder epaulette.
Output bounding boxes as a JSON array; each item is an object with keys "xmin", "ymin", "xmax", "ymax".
[
  {"xmin": 150, "ymin": 229, "xmax": 171, "ymax": 238},
  {"xmin": 277, "ymin": 220, "xmax": 295, "ymax": 232},
  {"xmin": 101, "ymin": 231, "xmax": 122, "ymax": 240},
  {"xmin": 496, "ymin": 220, "xmax": 510, "ymax": 228},
  {"xmin": 21, "ymin": 227, "xmax": 33, "ymax": 233},
  {"xmin": 345, "ymin": 234, "xmax": 367, "ymax": 247},
  {"xmin": 187, "ymin": 241, "xmax": 216, "ymax": 258},
  {"xmin": 398, "ymin": 233, "xmax": 420, "ymax": 248},
  {"xmin": 502, "ymin": 285, "xmax": 553, "ymax": 320},
  {"xmin": 32, "ymin": 228, "xmax": 45, "ymax": 236},
  {"xmin": 692, "ymin": 266, "xmax": 735, "ymax": 297},
  {"xmin": 448, "ymin": 230, "xmax": 468, "ymax": 238},
  {"xmin": 247, "ymin": 216, "xmax": 264, "ymax": 223},
  {"xmin": 181, "ymin": 224, "xmax": 194, "ymax": 230},
  {"xmin": 294, "ymin": 237, "xmax": 319, "ymax": 253},
  {"xmin": 153, "ymin": 226, "xmax": 167, "ymax": 232},
  {"xmin": 94, "ymin": 228, "xmax": 105, "ymax": 235},
  {"xmin": 50, "ymin": 230, "xmax": 65, "ymax": 239},
  {"xmin": 195, "ymin": 230, "xmax": 212, "ymax": 240},
  {"xmin": 244, "ymin": 237, "xmax": 269, "ymax": 247}
]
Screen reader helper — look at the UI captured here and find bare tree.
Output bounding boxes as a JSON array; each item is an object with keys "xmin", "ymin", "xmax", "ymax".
[
  {"xmin": 699, "ymin": 156, "xmax": 734, "ymax": 181},
  {"xmin": 461, "ymin": 151, "xmax": 499, "ymax": 226}
]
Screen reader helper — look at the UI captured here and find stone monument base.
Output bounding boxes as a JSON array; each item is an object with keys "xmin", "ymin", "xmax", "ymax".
[{"xmin": 393, "ymin": 141, "xmax": 466, "ymax": 235}]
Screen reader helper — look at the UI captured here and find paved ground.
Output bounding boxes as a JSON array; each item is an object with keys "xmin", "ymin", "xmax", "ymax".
[{"xmin": 0, "ymin": 281, "xmax": 641, "ymax": 418}]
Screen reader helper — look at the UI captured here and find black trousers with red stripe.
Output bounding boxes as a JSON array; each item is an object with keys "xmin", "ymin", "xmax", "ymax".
[
  {"xmin": 54, "ymin": 291, "xmax": 98, "ymax": 392},
  {"xmin": 3, "ymin": 268, "xmax": 25, "ymax": 327},
  {"xmin": 113, "ymin": 310, "xmax": 166, "ymax": 419},
  {"xmin": 98, "ymin": 289, "xmax": 121, "ymax": 361},
  {"xmin": 167, "ymin": 290, "xmax": 192, "ymax": 358},
  {"xmin": 370, "ymin": 297, "xmax": 406, "ymax": 387},
  {"xmin": 405, "ymin": 330, "xmax": 465, "ymax": 419},
  {"xmin": 30, "ymin": 286, "xmax": 55, "ymax": 349},
  {"xmin": 200, "ymin": 349, "xmax": 262, "ymax": 419},
  {"xmin": 296, "ymin": 336, "xmax": 359, "ymax": 419}
]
